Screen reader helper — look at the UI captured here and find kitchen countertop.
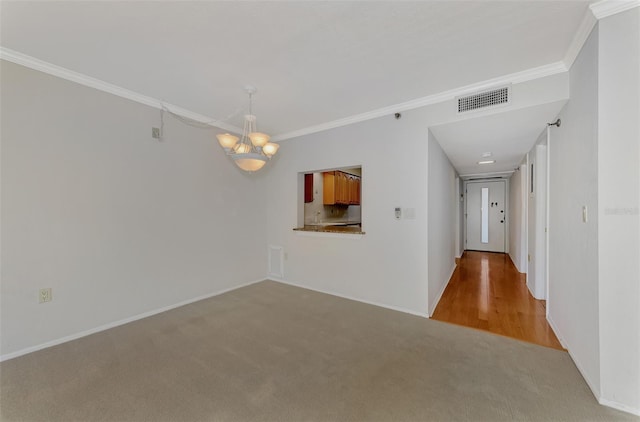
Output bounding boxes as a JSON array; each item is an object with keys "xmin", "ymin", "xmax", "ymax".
[
  {"xmin": 304, "ymin": 221, "xmax": 362, "ymax": 227},
  {"xmin": 294, "ymin": 224, "xmax": 365, "ymax": 234}
]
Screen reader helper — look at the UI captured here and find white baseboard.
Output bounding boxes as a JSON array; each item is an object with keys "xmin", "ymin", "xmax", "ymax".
[
  {"xmin": 545, "ymin": 314, "xmax": 566, "ymax": 349},
  {"xmin": 565, "ymin": 345, "xmax": 601, "ymax": 402},
  {"xmin": 566, "ymin": 349, "xmax": 640, "ymax": 416},
  {"xmin": 546, "ymin": 315, "xmax": 605, "ymax": 411},
  {"xmin": 526, "ymin": 282, "xmax": 537, "ymax": 300},
  {"xmin": 0, "ymin": 278, "xmax": 267, "ymax": 362},
  {"xmin": 598, "ymin": 398, "xmax": 640, "ymax": 417},
  {"xmin": 428, "ymin": 262, "xmax": 457, "ymax": 317},
  {"xmin": 269, "ymin": 278, "xmax": 429, "ymax": 319},
  {"xmin": 507, "ymin": 253, "xmax": 525, "ymax": 274},
  {"xmin": 547, "ymin": 313, "xmax": 640, "ymax": 416}
]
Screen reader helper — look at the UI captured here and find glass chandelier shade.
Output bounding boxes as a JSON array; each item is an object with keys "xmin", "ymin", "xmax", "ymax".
[
  {"xmin": 262, "ymin": 142, "xmax": 279, "ymax": 157},
  {"xmin": 216, "ymin": 87, "xmax": 278, "ymax": 172}
]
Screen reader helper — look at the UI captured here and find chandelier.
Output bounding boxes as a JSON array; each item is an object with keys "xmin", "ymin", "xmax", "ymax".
[{"xmin": 216, "ymin": 86, "xmax": 279, "ymax": 172}]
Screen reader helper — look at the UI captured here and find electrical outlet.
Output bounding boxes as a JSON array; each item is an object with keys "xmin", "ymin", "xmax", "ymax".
[
  {"xmin": 152, "ymin": 127, "xmax": 161, "ymax": 139},
  {"xmin": 39, "ymin": 288, "xmax": 52, "ymax": 303}
]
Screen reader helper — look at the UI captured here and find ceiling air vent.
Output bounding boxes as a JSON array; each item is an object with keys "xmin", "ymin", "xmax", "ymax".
[{"xmin": 457, "ymin": 86, "xmax": 509, "ymax": 113}]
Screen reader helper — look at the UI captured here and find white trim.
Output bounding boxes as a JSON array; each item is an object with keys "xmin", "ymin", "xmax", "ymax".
[
  {"xmin": 547, "ymin": 315, "xmax": 604, "ymax": 406},
  {"xmin": 598, "ymin": 398, "xmax": 640, "ymax": 416},
  {"xmin": 505, "ymin": 177, "xmax": 511, "ymax": 254},
  {"xmin": 1, "ymin": 46, "xmax": 568, "ymax": 143},
  {"xmin": 8, "ymin": 0, "xmax": 638, "ymax": 147},
  {"xmin": 563, "ymin": 8, "xmax": 598, "ymax": 70},
  {"xmin": 270, "ymin": 278, "xmax": 429, "ymax": 319},
  {"xmin": 429, "ymin": 262, "xmax": 457, "ymax": 316},
  {"xmin": 544, "ymin": 314, "xmax": 634, "ymax": 417},
  {"xmin": 0, "ymin": 47, "xmax": 243, "ymax": 134},
  {"xmin": 546, "ymin": 249, "xmax": 639, "ymax": 417},
  {"xmin": 566, "ymin": 346, "xmax": 602, "ymax": 403},
  {"xmin": 546, "ymin": 314, "xmax": 566, "ymax": 349},
  {"xmin": 590, "ymin": 0, "xmax": 640, "ymax": 19},
  {"xmin": 272, "ymin": 62, "xmax": 567, "ymax": 141},
  {"xmin": 507, "ymin": 253, "xmax": 524, "ymax": 275},
  {"xmin": 545, "ymin": 126, "xmax": 551, "ymax": 314},
  {"xmin": 0, "ymin": 278, "xmax": 267, "ymax": 362},
  {"xmin": 563, "ymin": 1, "xmax": 639, "ymax": 71}
]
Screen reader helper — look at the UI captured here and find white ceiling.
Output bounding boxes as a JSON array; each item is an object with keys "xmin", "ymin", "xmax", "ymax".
[
  {"xmin": 430, "ymin": 100, "xmax": 566, "ymax": 176},
  {"xmin": 1, "ymin": 1, "xmax": 595, "ymax": 175}
]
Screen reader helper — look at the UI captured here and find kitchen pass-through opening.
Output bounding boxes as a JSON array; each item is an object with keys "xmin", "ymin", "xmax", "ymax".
[{"xmin": 296, "ymin": 166, "xmax": 362, "ymax": 233}]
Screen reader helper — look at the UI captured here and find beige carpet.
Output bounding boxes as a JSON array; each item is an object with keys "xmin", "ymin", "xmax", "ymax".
[{"xmin": 1, "ymin": 281, "xmax": 637, "ymax": 422}]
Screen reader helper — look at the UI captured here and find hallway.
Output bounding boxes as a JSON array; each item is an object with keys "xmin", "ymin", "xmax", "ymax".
[{"xmin": 432, "ymin": 251, "xmax": 563, "ymax": 350}]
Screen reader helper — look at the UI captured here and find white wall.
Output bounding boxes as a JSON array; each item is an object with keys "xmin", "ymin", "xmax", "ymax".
[
  {"xmin": 262, "ymin": 70, "xmax": 569, "ymax": 318},
  {"xmin": 455, "ymin": 176, "xmax": 464, "ymax": 258},
  {"xmin": 0, "ymin": 61, "xmax": 267, "ymax": 358},
  {"xmin": 535, "ymin": 144, "xmax": 547, "ymax": 300},
  {"xmin": 0, "ymin": 44, "xmax": 573, "ymax": 359},
  {"xmin": 549, "ymin": 10, "xmax": 640, "ymax": 414},
  {"xmin": 427, "ymin": 131, "xmax": 458, "ymax": 314},
  {"xmin": 597, "ymin": 8, "xmax": 640, "ymax": 413},
  {"xmin": 548, "ymin": 25, "xmax": 601, "ymax": 396},
  {"xmin": 265, "ymin": 112, "xmax": 430, "ymax": 316},
  {"xmin": 526, "ymin": 152, "xmax": 536, "ymax": 295},
  {"xmin": 508, "ymin": 163, "xmax": 526, "ymax": 273},
  {"xmin": 526, "ymin": 139, "xmax": 547, "ymax": 299}
]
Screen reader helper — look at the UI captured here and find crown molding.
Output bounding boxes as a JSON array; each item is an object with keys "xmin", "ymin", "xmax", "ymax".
[
  {"xmin": 590, "ymin": 0, "xmax": 640, "ymax": 19},
  {"xmin": 3, "ymin": 3, "xmax": 637, "ymax": 144},
  {"xmin": 271, "ymin": 61, "xmax": 567, "ymax": 141},
  {"xmin": 0, "ymin": 46, "xmax": 568, "ymax": 143},
  {"xmin": 274, "ymin": 2, "xmax": 640, "ymax": 142},
  {"xmin": 563, "ymin": 8, "xmax": 598, "ymax": 69},
  {"xmin": 563, "ymin": 1, "xmax": 638, "ymax": 74},
  {"xmin": 0, "ymin": 47, "xmax": 243, "ymax": 134}
]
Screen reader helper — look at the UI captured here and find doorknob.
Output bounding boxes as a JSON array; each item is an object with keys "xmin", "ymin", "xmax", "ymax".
[{"xmin": 500, "ymin": 220, "xmax": 504, "ymax": 223}]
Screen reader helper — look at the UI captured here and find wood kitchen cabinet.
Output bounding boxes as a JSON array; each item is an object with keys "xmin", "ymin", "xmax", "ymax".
[
  {"xmin": 304, "ymin": 173, "xmax": 314, "ymax": 203},
  {"xmin": 323, "ymin": 171, "xmax": 342, "ymax": 205},
  {"xmin": 349, "ymin": 175, "xmax": 361, "ymax": 205},
  {"xmin": 323, "ymin": 171, "xmax": 360, "ymax": 205}
]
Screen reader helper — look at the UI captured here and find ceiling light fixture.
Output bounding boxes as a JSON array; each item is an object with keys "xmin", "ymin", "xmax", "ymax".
[
  {"xmin": 216, "ymin": 86, "xmax": 279, "ymax": 172},
  {"xmin": 478, "ymin": 160, "xmax": 496, "ymax": 165}
]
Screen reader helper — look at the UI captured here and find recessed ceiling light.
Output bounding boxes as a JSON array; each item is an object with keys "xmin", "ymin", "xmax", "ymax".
[
  {"xmin": 481, "ymin": 152, "xmax": 493, "ymax": 158},
  {"xmin": 478, "ymin": 160, "xmax": 496, "ymax": 165}
]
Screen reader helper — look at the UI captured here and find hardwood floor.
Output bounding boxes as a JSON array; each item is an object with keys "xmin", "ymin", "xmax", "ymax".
[{"xmin": 431, "ymin": 251, "xmax": 564, "ymax": 350}]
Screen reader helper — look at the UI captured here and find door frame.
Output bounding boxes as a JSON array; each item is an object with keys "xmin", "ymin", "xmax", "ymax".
[
  {"xmin": 463, "ymin": 178, "xmax": 510, "ymax": 253},
  {"xmin": 525, "ymin": 142, "xmax": 548, "ymax": 301}
]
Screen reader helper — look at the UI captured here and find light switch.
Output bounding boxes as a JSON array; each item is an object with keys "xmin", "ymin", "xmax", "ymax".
[{"xmin": 582, "ymin": 206, "xmax": 588, "ymax": 223}]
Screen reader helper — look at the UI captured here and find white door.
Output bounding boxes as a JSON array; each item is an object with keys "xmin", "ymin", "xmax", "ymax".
[{"xmin": 466, "ymin": 181, "xmax": 506, "ymax": 252}]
